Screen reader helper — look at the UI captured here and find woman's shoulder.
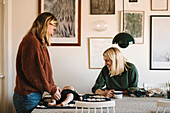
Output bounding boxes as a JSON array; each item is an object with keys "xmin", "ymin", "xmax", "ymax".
[
  {"xmin": 22, "ymin": 33, "xmax": 41, "ymax": 48},
  {"xmin": 101, "ymin": 65, "xmax": 109, "ymax": 75},
  {"xmin": 126, "ymin": 62, "xmax": 138, "ymax": 74},
  {"xmin": 24, "ymin": 33, "xmax": 39, "ymax": 43},
  {"xmin": 102, "ymin": 65, "xmax": 109, "ymax": 70},
  {"xmin": 126, "ymin": 62, "xmax": 137, "ymax": 69},
  {"xmin": 18, "ymin": 33, "xmax": 43, "ymax": 54}
]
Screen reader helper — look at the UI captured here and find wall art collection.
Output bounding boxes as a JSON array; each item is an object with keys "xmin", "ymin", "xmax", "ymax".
[{"xmin": 39, "ymin": 0, "xmax": 169, "ymax": 70}]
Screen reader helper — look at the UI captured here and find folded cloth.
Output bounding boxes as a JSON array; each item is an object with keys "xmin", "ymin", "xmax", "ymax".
[
  {"xmin": 127, "ymin": 87, "xmax": 147, "ymax": 97},
  {"xmin": 147, "ymin": 88, "xmax": 165, "ymax": 97}
]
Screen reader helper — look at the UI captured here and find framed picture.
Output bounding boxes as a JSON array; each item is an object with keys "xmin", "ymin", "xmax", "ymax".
[
  {"xmin": 129, "ymin": 0, "xmax": 138, "ymax": 2},
  {"xmin": 151, "ymin": 0, "xmax": 168, "ymax": 11},
  {"xmin": 90, "ymin": 0, "xmax": 115, "ymax": 15},
  {"xmin": 150, "ymin": 15, "xmax": 170, "ymax": 70},
  {"xmin": 38, "ymin": 0, "xmax": 81, "ymax": 46},
  {"xmin": 120, "ymin": 11, "xmax": 145, "ymax": 44},
  {"xmin": 88, "ymin": 37, "xmax": 112, "ymax": 69}
]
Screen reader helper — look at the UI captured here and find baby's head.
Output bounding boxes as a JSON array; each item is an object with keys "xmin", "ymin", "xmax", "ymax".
[{"xmin": 63, "ymin": 86, "xmax": 75, "ymax": 91}]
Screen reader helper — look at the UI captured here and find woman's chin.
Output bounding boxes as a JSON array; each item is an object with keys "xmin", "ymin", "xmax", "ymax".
[{"xmin": 107, "ymin": 66, "xmax": 111, "ymax": 70}]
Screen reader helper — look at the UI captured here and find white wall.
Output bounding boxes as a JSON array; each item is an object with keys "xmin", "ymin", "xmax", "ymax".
[
  {"xmin": 12, "ymin": 0, "xmax": 38, "ymax": 89},
  {"xmin": 12, "ymin": 0, "xmax": 170, "ymax": 96}
]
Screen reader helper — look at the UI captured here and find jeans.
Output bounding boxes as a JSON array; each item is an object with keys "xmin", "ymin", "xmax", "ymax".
[{"xmin": 13, "ymin": 92, "xmax": 42, "ymax": 113}]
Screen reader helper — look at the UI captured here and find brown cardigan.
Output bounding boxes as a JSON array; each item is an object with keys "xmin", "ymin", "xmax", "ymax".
[{"xmin": 14, "ymin": 33, "xmax": 57, "ymax": 96}]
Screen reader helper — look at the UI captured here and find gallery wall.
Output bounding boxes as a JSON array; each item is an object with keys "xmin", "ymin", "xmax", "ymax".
[{"xmin": 12, "ymin": 0, "xmax": 170, "ymax": 96}]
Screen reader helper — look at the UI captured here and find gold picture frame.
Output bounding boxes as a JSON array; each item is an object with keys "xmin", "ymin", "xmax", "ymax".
[
  {"xmin": 151, "ymin": 0, "xmax": 168, "ymax": 11},
  {"xmin": 88, "ymin": 37, "xmax": 112, "ymax": 69},
  {"xmin": 120, "ymin": 10, "xmax": 145, "ymax": 44}
]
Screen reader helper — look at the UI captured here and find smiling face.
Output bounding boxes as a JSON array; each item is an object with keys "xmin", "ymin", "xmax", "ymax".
[{"xmin": 104, "ymin": 57, "xmax": 112, "ymax": 71}]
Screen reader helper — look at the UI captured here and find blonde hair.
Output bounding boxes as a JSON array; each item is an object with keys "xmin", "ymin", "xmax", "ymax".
[
  {"xmin": 103, "ymin": 47, "xmax": 129, "ymax": 76},
  {"xmin": 28, "ymin": 12, "xmax": 58, "ymax": 47}
]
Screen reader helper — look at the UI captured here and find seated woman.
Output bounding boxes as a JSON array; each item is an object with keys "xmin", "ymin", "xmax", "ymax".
[
  {"xmin": 92, "ymin": 47, "xmax": 138, "ymax": 97},
  {"xmin": 48, "ymin": 86, "xmax": 81, "ymax": 106}
]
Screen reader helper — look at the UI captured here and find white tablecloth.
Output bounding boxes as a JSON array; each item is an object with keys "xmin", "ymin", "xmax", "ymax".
[{"xmin": 32, "ymin": 97, "xmax": 170, "ymax": 113}]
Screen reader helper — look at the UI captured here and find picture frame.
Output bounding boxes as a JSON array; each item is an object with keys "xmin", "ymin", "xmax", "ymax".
[
  {"xmin": 151, "ymin": 0, "xmax": 168, "ymax": 11},
  {"xmin": 38, "ymin": 0, "xmax": 81, "ymax": 46},
  {"xmin": 90, "ymin": 0, "xmax": 115, "ymax": 15},
  {"xmin": 88, "ymin": 37, "xmax": 112, "ymax": 69},
  {"xmin": 120, "ymin": 10, "xmax": 145, "ymax": 44},
  {"xmin": 129, "ymin": 0, "xmax": 138, "ymax": 2},
  {"xmin": 150, "ymin": 15, "xmax": 170, "ymax": 70}
]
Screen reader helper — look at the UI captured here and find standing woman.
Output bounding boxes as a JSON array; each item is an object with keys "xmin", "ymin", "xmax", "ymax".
[
  {"xmin": 13, "ymin": 12, "xmax": 61, "ymax": 113},
  {"xmin": 92, "ymin": 47, "xmax": 138, "ymax": 97}
]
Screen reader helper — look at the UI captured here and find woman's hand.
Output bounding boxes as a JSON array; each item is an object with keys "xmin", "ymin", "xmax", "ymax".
[
  {"xmin": 105, "ymin": 89, "xmax": 115, "ymax": 98},
  {"xmin": 95, "ymin": 89, "xmax": 115, "ymax": 97},
  {"xmin": 52, "ymin": 86, "xmax": 61, "ymax": 100}
]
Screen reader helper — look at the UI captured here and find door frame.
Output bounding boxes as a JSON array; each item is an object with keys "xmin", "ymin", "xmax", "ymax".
[{"xmin": 1, "ymin": 0, "xmax": 13, "ymax": 113}]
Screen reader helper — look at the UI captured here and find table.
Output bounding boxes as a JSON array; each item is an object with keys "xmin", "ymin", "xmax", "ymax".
[{"xmin": 32, "ymin": 97, "xmax": 170, "ymax": 113}]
